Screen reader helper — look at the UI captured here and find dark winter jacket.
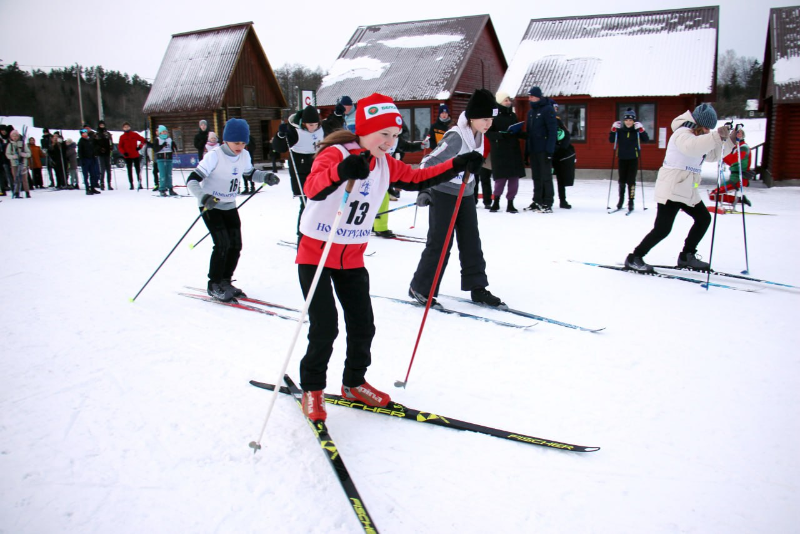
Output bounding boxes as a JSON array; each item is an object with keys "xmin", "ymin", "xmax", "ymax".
[
  {"xmin": 78, "ymin": 137, "xmax": 96, "ymax": 159},
  {"xmin": 321, "ymin": 112, "xmax": 345, "ymax": 137},
  {"xmin": 94, "ymin": 128, "xmax": 113, "ymax": 156},
  {"xmin": 194, "ymin": 129, "xmax": 209, "ymax": 153},
  {"xmin": 526, "ymin": 100, "xmax": 557, "ymax": 155},
  {"xmin": 48, "ymin": 141, "xmax": 66, "ymax": 167},
  {"xmin": 41, "ymin": 133, "xmax": 52, "ymax": 151},
  {"xmin": 393, "ymin": 123, "xmax": 424, "ymax": 160},
  {"xmin": 553, "ymin": 117, "xmax": 576, "ymax": 186},
  {"xmin": 429, "ymin": 118, "xmax": 452, "ymax": 150},
  {"xmin": 609, "ymin": 125, "xmax": 649, "ymax": 160},
  {"xmin": 485, "ymin": 104, "xmax": 526, "ymax": 179}
]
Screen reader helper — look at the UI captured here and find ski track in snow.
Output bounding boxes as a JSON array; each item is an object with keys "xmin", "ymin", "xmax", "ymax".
[{"xmin": 1, "ymin": 166, "xmax": 798, "ymax": 533}]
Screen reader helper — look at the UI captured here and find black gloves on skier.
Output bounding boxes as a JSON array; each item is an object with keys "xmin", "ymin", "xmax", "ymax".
[
  {"xmin": 416, "ymin": 189, "xmax": 433, "ymax": 207},
  {"xmin": 251, "ymin": 170, "xmax": 280, "ymax": 186},
  {"xmin": 278, "ymin": 123, "xmax": 289, "ymax": 137},
  {"xmin": 451, "ymin": 151, "xmax": 484, "ymax": 175},
  {"xmin": 201, "ymin": 194, "xmax": 219, "ymax": 211},
  {"xmin": 337, "ymin": 151, "xmax": 372, "ymax": 181}
]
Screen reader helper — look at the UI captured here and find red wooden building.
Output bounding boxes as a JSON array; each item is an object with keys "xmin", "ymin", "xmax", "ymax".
[
  {"xmin": 758, "ymin": 6, "xmax": 800, "ymax": 184},
  {"xmin": 315, "ymin": 15, "xmax": 507, "ymax": 164},
  {"xmin": 143, "ymin": 22, "xmax": 287, "ymax": 166},
  {"xmin": 498, "ymin": 7, "xmax": 720, "ymax": 172}
]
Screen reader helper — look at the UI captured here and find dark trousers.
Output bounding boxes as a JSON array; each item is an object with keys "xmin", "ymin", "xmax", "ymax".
[
  {"xmin": 531, "ymin": 152, "xmax": 554, "ymax": 207},
  {"xmin": 200, "ymin": 208, "xmax": 242, "ymax": 282},
  {"xmin": 474, "ymin": 167, "xmax": 493, "ymax": 206},
  {"xmin": 618, "ymin": 158, "xmax": 638, "ymax": 206},
  {"xmin": 298, "ymin": 264, "xmax": 375, "ymax": 391},
  {"xmin": 634, "ymin": 200, "xmax": 712, "ymax": 258},
  {"xmin": 411, "ymin": 189, "xmax": 488, "ymax": 297},
  {"xmin": 31, "ymin": 168, "xmax": 43, "ymax": 188},
  {"xmin": 98, "ymin": 155, "xmax": 112, "ymax": 186},
  {"xmin": 125, "ymin": 157, "xmax": 141, "ymax": 185},
  {"xmin": 80, "ymin": 158, "xmax": 99, "ymax": 189}
]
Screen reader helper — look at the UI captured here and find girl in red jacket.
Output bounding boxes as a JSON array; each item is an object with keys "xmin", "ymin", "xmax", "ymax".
[{"xmin": 297, "ymin": 93, "xmax": 482, "ymax": 421}]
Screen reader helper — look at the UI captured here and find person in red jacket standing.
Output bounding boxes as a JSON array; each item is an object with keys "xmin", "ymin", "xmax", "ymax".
[
  {"xmin": 119, "ymin": 122, "xmax": 147, "ymax": 190},
  {"xmin": 710, "ymin": 127, "xmax": 752, "ymax": 207},
  {"xmin": 296, "ymin": 92, "xmax": 483, "ymax": 422}
]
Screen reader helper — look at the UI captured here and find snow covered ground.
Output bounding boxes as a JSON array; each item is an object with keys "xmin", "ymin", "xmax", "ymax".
[{"xmin": 1, "ymin": 166, "xmax": 798, "ymax": 533}]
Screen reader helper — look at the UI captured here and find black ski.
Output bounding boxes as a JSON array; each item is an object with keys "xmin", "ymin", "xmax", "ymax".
[
  {"xmin": 282, "ymin": 376, "xmax": 380, "ymax": 534},
  {"xmin": 570, "ymin": 261, "xmax": 759, "ymax": 292},
  {"xmin": 371, "ymin": 295, "xmax": 535, "ymax": 329},
  {"xmin": 178, "ymin": 292, "xmax": 300, "ymax": 321},
  {"xmin": 607, "ymin": 208, "xmax": 625, "ymax": 214},
  {"xmin": 372, "ymin": 232, "xmax": 426, "ymax": 243},
  {"xmin": 440, "ymin": 295, "xmax": 605, "ymax": 333},
  {"xmin": 650, "ymin": 266, "xmax": 798, "ymax": 289},
  {"xmin": 625, "ymin": 210, "xmax": 634, "ymax": 216},
  {"xmin": 251, "ymin": 379, "xmax": 599, "ymax": 453}
]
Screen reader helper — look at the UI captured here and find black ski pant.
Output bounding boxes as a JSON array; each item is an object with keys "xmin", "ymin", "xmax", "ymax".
[
  {"xmin": 200, "ymin": 207, "xmax": 242, "ymax": 282},
  {"xmin": 125, "ymin": 157, "xmax": 141, "ymax": 186},
  {"xmin": 98, "ymin": 155, "xmax": 113, "ymax": 187},
  {"xmin": 410, "ymin": 189, "xmax": 488, "ymax": 297},
  {"xmin": 474, "ymin": 167, "xmax": 492, "ymax": 207},
  {"xmin": 298, "ymin": 264, "xmax": 375, "ymax": 392},
  {"xmin": 633, "ymin": 200, "xmax": 711, "ymax": 258},
  {"xmin": 530, "ymin": 152, "xmax": 554, "ymax": 207},
  {"xmin": 618, "ymin": 158, "xmax": 638, "ymax": 207}
]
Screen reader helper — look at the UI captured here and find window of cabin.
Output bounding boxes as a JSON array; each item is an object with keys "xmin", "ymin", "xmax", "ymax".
[
  {"xmin": 399, "ymin": 107, "xmax": 432, "ymax": 142},
  {"xmin": 616, "ymin": 103, "xmax": 656, "ymax": 141},
  {"xmin": 172, "ymin": 129, "xmax": 184, "ymax": 152},
  {"xmin": 559, "ymin": 103, "xmax": 587, "ymax": 142},
  {"xmin": 244, "ymin": 86, "xmax": 256, "ymax": 108}
]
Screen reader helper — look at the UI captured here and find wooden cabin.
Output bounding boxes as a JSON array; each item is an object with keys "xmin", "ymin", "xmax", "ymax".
[{"xmin": 143, "ymin": 22, "xmax": 287, "ymax": 166}]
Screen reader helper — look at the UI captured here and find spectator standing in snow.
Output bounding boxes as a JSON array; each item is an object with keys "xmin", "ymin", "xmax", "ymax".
[
  {"xmin": 40, "ymin": 128, "xmax": 55, "ymax": 187},
  {"xmin": 624, "ymin": 104, "xmax": 734, "ymax": 273},
  {"xmin": 525, "ymin": 86, "xmax": 557, "ymax": 213},
  {"xmin": 154, "ymin": 125, "xmax": 176, "ymax": 197},
  {"xmin": 119, "ymin": 122, "xmax": 147, "ymax": 190},
  {"xmin": 710, "ymin": 127, "xmax": 752, "ymax": 207},
  {"xmin": 5, "ymin": 130, "xmax": 31, "ymax": 198},
  {"xmin": 0, "ymin": 125, "xmax": 12, "ymax": 195},
  {"xmin": 272, "ymin": 106, "xmax": 325, "ymax": 236},
  {"xmin": 552, "ymin": 101, "xmax": 575, "ymax": 209},
  {"xmin": 27, "ymin": 138, "xmax": 45, "ymax": 189},
  {"xmin": 409, "ymin": 88, "xmax": 505, "ymax": 309},
  {"xmin": 486, "ymin": 91, "xmax": 525, "ymax": 213},
  {"xmin": 429, "ymin": 103, "xmax": 452, "ymax": 151},
  {"xmin": 78, "ymin": 129, "xmax": 101, "ymax": 194},
  {"xmin": 294, "ymin": 92, "xmax": 475, "ymax": 422},
  {"xmin": 49, "ymin": 133, "xmax": 69, "ymax": 189},
  {"xmin": 193, "ymin": 120, "xmax": 209, "ymax": 163},
  {"xmin": 186, "ymin": 118, "xmax": 280, "ymax": 303},
  {"xmin": 204, "ymin": 132, "xmax": 219, "ymax": 155},
  {"xmin": 95, "ymin": 120, "xmax": 114, "ymax": 190},
  {"xmin": 340, "ymin": 95, "xmax": 357, "ymax": 133},
  {"xmin": 609, "ymin": 108, "xmax": 649, "ymax": 211},
  {"xmin": 64, "ymin": 138, "xmax": 80, "ymax": 189}
]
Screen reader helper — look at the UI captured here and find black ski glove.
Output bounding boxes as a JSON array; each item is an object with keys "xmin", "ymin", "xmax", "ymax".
[
  {"xmin": 201, "ymin": 194, "xmax": 219, "ymax": 211},
  {"xmin": 416, "ymin": 189, "xmax": 433, "ymax": 207},
  {"xmin": 252, "ymin": 170, "xmax": 280, "ymax": 185},
  {"xmin": 451, "ymin": 151, "xmax": 484, "ymax": 175},
  {"xmin": 337, "ymin": 151, "xmax": 372, "ymax": 181}
]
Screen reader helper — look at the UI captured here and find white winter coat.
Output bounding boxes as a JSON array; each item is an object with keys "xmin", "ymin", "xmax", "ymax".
[{"xmin": 654, "ymin": 111, "xmax": 732, "ymax": 206}]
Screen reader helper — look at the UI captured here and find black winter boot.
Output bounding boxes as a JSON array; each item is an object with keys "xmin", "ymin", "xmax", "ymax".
[
  {"xmin": 220, "ymin": 278, "xmax": 246, "ymax": 298},
  {"xmin": 559, "ymin": 199, "xmax": 571, "ymax": 209},
  {"xmin": 624, "ymin": 253, "xmax": 654, "ymax": 273},
  {"xmin": 506, "ymin": 199, "xmax": 518, "ymax": 213},
  {"xmin": 489, "ymin": 197, "xmax": 500, "ymax": 212},
  {"xmin": 208, "ymin": 280, "xmax": 236, "ymax": 302},
  {"xmin": 470, "ymin": 287, "xmax": 507, "ymax": 308},
  {"xmin": 677, "ymin": 252, "xmax": 710, "ymax": 271},
  {"xmin": 617, "ymin": 182, "xmax": 625, "ymax": 210}
]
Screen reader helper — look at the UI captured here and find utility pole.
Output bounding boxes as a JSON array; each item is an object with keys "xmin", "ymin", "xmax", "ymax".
[
  {"xmin": 96, "ymin": 67, "xmax": 104, "ymax": 122},
  {"xmin": 76, "ymin": 64, "xmax": 85, "ymax": 127}
]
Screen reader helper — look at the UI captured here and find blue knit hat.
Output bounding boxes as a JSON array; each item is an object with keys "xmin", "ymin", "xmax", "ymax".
[
  {"xmin": 692, "ymin": 103, "xmax": 717, "ymax": 129},
  {"xmin": 528, "ymin": 86, "xmax": 543, "ymax": 98},
  {"xmin": 438, "ymin": 103, "xmax": 450, "ymax": 114},
  {"xmin": 223, "ymin": 118, "xmax": 250, "ymax": 143},
  {"xmin": 157, "ymin": 125, "xmax": 168, "ymax": 133},
  {"xmin": 340, "ymin": 95, "xmax": 353, "ymax": 106},
  {"xmin": 623, "ymin": 108, "xmax": 636, "ymax": 120}
]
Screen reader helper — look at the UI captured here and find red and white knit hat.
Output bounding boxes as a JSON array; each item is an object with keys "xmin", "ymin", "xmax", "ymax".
[{"xmin": 355, "ymin": 93, "xmax": 403, "ymax": 136}]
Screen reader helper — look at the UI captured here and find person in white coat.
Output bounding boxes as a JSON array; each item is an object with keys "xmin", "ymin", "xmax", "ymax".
[{"xmin": 625, "ymin": 103, "xmax": 734, "ymax": 272}]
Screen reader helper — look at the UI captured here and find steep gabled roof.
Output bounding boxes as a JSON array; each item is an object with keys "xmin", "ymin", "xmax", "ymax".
[
  {"xmin": 765, "ymin": 6, "xmax": 800, "ymax": 103},
  {"xmin": 144, "ymin": 22, "xmax": 267, "ymax": 113},
  {"xmin": 499, "ymin": 6, "xmax": 719, "ymax": 98},
  {"xmin": 316, "ymin": 15, "xmax": 502, "ymax": 105}
]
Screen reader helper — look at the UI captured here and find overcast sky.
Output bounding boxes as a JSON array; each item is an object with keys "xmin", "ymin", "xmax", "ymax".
[{"xmin": 0, "ymin": 0, "xmax": 792, "ymax": 83}]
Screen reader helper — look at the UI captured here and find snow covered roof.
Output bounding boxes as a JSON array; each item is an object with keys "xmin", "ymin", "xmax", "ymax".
[
  {"xmin": 144, "ymin": 22, "xmax": 266, "ymax": 114},
  {"xmin": 316, "ymin": 15, "xmax": 497, "ymax": 105},
  {"xmin": 766, "ymin": 6, "xmax": 800, "ymax": 103},
  {"xmin": 498, "ymin": 7, "xmax": 719, "ymax": 99}
]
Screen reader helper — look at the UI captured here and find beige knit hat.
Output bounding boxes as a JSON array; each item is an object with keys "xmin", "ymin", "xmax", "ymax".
[{"xmin": 496, "ymin": 91, "xmax": 511, "ymax": 105}]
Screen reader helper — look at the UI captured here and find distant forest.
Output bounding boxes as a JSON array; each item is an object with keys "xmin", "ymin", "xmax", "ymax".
[
  {"xmin": 715, "ymin": 50, "xmax": 763, "ymax": 118},
  {"xmin": 0, "ymin": 63, "xmax": 151, "ymax": 130}
]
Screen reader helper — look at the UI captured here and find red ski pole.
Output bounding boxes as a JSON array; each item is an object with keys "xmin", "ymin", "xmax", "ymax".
[{"xmin": 395, "ymin": 170, "xmax": 470, "ymax": 388}]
